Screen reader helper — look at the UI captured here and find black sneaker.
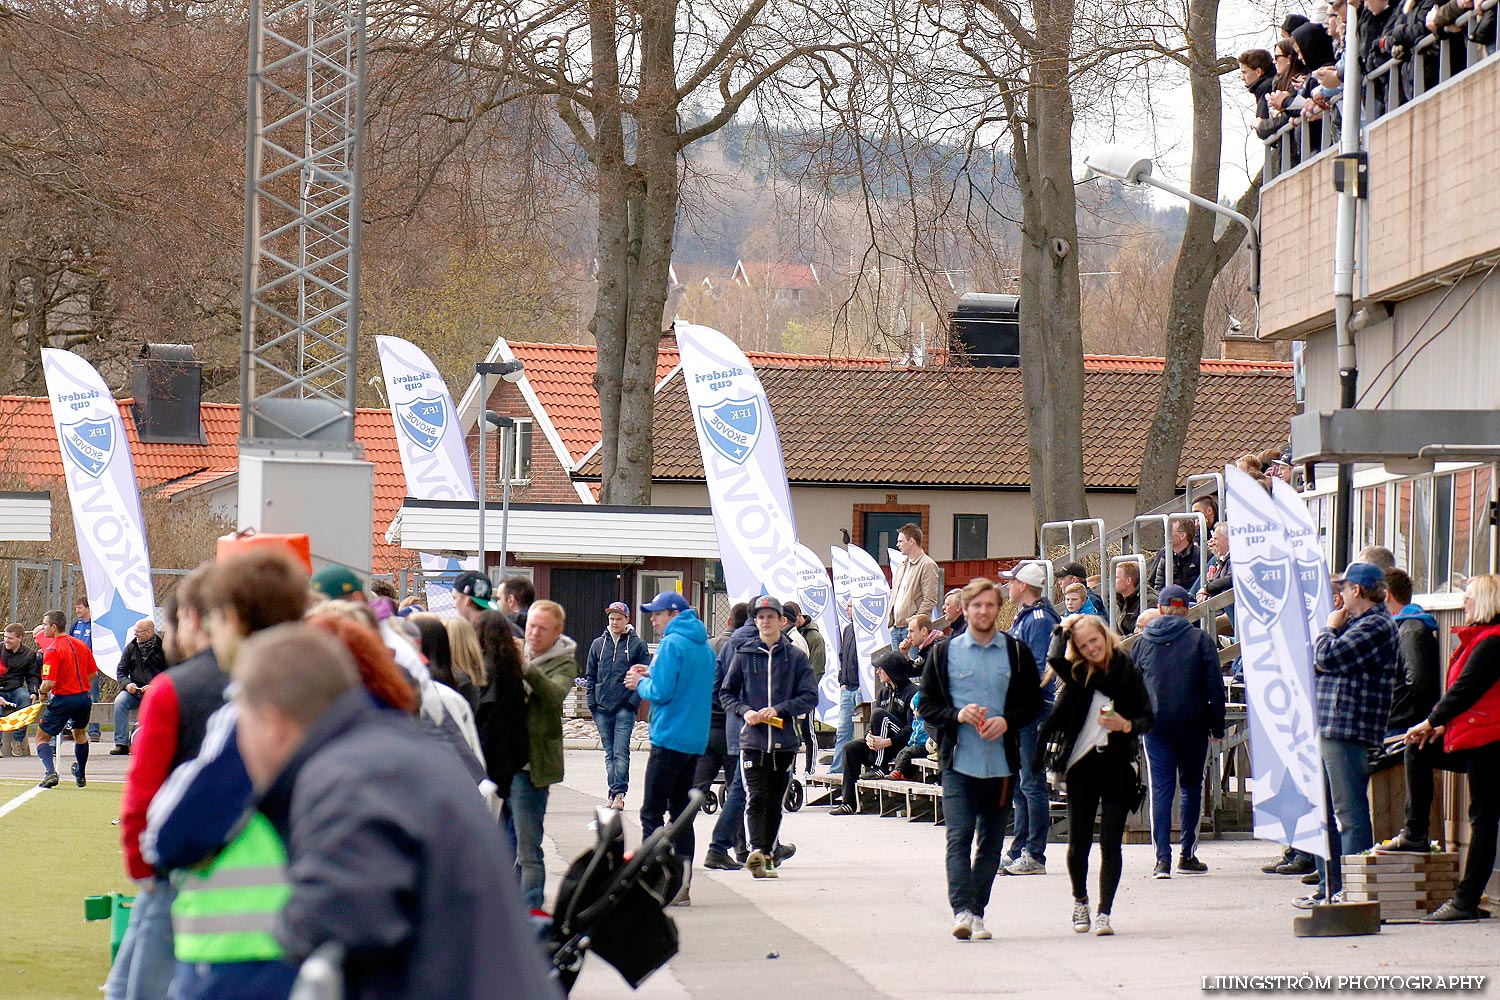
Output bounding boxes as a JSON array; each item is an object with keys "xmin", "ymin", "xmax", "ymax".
[
  {"xmin": 772, "ymin": 842, "xmax": 797, "ymax": 865},
  {"xmin": 1275, "ymin": 856, "xmax": 1316, "ymax": 876},
  {"xmin": 38, "ymin": 772, "xmax": 59, "ymax": 789},
  {"xmin": 71, "ymin": 762, "xmax": 86, "ymax": 787},
  {"xmin": 830, "ymin": 803, "xmax": 856, "ymax": 816},
  {"xmin": 1177, "ymin": 855, "xmax": 1208, "ymax": 875},
  {"xmin": 1153, "ymin": 859, "xmax": 1172, "ymax": 879},
  {"xmin": 703, "ymin": 848, "xmax": 742, "ymax": 871},
  {"xmin": 734, "ymin": 848, "xmax": 750, "ymax": 866},
  {"xmin": 1375, "ymin": 831, "xmax": 1429, "ymax": 854}
]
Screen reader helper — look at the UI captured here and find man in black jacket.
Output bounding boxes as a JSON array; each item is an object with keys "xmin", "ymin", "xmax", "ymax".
[
  {"xmin": 1149, "ymin": 518, "xmax": 1203, "ymax": 594},
  {"xmin": 831, "ymin": 648, "xmax": 918, "ymax": 814},
  {"xmin": 918, "ymin": 578, "xmax": 1042, "ymax": 941},
  {"xmin": 111, "ymin": 618, "xmax": 167, "ymax": 755},
  {"xmin": 238, "ymin": 623, "xmax": 559, "ymax": 1000},
  {"xmin": 721, "ymin": 596, "xmax": 818, "ymax": 880},
  {"xmin": 1384, "ymin": 568, "xmax": 1439, "ymax": 736},
  {"xmin": 828, "ymin": 600, "xmax": 862, "ymax": 777},
  {"xmin": 0, "ymin": 624, "xmax": 39, "ymax": 755}
]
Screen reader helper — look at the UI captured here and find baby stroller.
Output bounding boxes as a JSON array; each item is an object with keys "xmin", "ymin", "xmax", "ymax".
[{"xmin": 547, "ymin": 789, "xmax": 705, "ymax": 994}]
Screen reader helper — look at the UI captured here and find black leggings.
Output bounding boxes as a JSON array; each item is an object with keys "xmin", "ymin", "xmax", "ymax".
[
  {"xmin": 1404, "ymin": 740, "xmax": 1500, "ymax": 910},
  {"xmin": 1065, "ymin": 751, "xmax": 1134, "ymax": 914}
]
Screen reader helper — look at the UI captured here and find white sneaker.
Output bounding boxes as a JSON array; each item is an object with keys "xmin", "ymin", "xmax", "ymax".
[
  {"xmin": 1005, "ymin": 852, "xmax": 1047, "ymax": 876},
  {"xmin": 1094, "ymin": 912, "xmax": 1114, "ymax": 936},
  {"xmin": 970, "ymin": 915, "xmax": 992, "ymax": 940},
  {"xmin": 951, "ymin": 911, "xmax": 974, "ymax": 940}
]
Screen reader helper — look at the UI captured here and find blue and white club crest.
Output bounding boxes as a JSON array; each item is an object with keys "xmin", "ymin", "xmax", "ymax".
[
  {"xmin": 696, "ymin": 396, "xmax": 761, "ymax": 464},
  {"xmin": 396, "ymin": 396, "xmax": 447, "ymax": 452},
  {"xmin": 62, "ymin": 417, "xmax": 115, "ymax": 479},
  {"xmin": 851, "ymin": 592, "xmax": 887, "ymax": 635},
  {"xmin": 1239, "ymin": 555, "xmax": 1293, "ymax": 624},
  {"xmin": 800, "ymin": 581, "xmax": 830, "ymax": 619},
  {"xmin": 1296, "ymin": 558, "xmax": 1327, "ymax": 616}
]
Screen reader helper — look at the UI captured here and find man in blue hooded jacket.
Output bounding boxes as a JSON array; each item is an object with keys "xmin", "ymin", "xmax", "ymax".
[
  {"xmin": 1133, "ymin": 585, "xmax": 1226, "ymax": 879},
  {"xmin": 625, "ymin": 591, "xmax": 715, "ymax": 901}
]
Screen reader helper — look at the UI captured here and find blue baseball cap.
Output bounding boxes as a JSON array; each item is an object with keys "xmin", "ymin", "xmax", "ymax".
[
  {"xmin": 1333, "ymin": 562, "xmax": 1384, "ymax": 589},
  {"xmin": 641, "ymin": 591, "xmax": 690, "ymax": 613},
  {"xmin": 1157, "ymin": 584, "xmax": 1194, "ymax": 609}
]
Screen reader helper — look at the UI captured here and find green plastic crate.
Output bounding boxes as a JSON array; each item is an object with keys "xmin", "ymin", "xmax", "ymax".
[{"xmin": 84, "ymin": 892, "xmax": 135, "ymax": 961}]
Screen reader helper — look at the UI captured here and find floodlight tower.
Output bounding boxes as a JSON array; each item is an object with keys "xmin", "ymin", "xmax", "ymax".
[{"xmin": 237, "ymin": 0, "xmax": 374, "ymax": 573}]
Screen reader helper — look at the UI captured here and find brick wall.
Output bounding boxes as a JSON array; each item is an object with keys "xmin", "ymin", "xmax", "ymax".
[
  {"xmin": 1259, "ymin": 152, "xmax": 1337, "ymax": 340},
  {"xmin": 462, "ymin": 382, "xmax": 584, "ymax": 505}
]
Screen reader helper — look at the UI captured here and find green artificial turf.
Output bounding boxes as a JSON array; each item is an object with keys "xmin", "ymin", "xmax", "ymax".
[{"xmin": 0, "ymin": 779, "xmax": 131, "ymax": 999}]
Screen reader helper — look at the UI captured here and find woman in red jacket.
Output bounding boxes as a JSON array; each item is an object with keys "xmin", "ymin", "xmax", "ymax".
[{"xmin": 1395, "ymin": 574, "xmax": 1500, "ymax": 922}]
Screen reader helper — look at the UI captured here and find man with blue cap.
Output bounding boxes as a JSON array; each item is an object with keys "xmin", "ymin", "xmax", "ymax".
[
  {"xmin": 1295, "ymin": 562, "xmax": 1399, "ymax": 908},
  {"xmin": 625, "ymin": 591, "xmax": 715, "ymax": 904}
]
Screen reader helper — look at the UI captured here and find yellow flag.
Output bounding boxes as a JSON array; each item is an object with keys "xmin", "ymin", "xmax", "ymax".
[{"xmin": 0, "ymin": 703, "xmax": 43, "ymax": 732}]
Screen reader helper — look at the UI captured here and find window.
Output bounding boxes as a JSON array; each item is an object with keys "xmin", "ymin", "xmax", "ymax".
[
  {"xmin": 953, "ymin": 514, "xmax": 988, "ymax": 560},
  {"xmin": 507, "ymin": 419, "xmax": 533, "ymax": 483},
  {"xmin": 862, "ymin": 513, "xmax": 911, "ymax": 565}
]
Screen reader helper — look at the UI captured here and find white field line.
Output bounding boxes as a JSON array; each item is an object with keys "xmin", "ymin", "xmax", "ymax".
[{"xmin": 0, "ymin": 785, "xmax": 47, "ymax": 820}]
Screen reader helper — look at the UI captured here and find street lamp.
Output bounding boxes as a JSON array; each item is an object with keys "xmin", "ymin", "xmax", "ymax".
[
  {"xmin": 474, "ymin": 360, "xmax": 524, "ymax": 580},
  {"xmin": 485, "ymin": 410, "xmax": 515, "ymax": 581},
  {"xmin": 1083, "ymin": 145, "xmax": 1260, "ymax": 295}
]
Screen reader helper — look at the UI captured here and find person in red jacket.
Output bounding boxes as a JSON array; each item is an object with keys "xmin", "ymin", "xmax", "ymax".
[
  {"xmin": 1384, "ymin": 574, "xmax": 1500, "ymax": 923},
  {"xmin": 108, "ymin": 565, "xmax": 228, "ymax": 1000},
  {"xmin": 35, "ymin": 609, "xmax": 97, "ymax": 789}
]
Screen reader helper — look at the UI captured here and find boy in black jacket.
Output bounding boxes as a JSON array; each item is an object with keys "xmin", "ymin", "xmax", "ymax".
[
  {"xmin": 831, "ymin": 648, "xmax": 918, "ymax": 814},
  {"xmin": 918, "ymin": 579, "xmax": 1042, "ymax": 941}
]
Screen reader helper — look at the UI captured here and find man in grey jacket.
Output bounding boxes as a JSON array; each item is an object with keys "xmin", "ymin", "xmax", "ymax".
[{"xmin": 238, "ymin": 623, "xmax": 559, "ymax": 999}]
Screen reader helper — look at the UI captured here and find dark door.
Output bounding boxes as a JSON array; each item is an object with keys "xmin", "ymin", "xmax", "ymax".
[
  {"xmin": 862, "ymin": 513, "xmax": 911, "ymax": 565},
  {"xmin": 548, "ymin": 567, "xmax": 625, "ymax": 646}
]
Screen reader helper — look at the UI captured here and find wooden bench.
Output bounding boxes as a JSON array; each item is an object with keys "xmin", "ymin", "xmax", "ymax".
[
  {"xmin": 803, "ymin": 773, "xmax": 842, "ymax": 807},
  {"xmin": 854, "ymin": 777, "xmax": 946, "ymax": 824}
]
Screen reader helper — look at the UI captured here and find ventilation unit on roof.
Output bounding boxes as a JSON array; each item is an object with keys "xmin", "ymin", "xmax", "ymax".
[
  {"xmin": 132, "ymin": 343, "xmax": 205, "ymax": 444},
  {"xmin": 949, "ymin": 293, "xmax": 1020, "ymax": 368}
]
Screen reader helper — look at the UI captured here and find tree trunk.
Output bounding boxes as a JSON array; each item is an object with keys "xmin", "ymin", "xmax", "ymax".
[
  {"xmin": 1018, "ymin": 0, "xmax": 1089, "ymax": 532},
  {"xmin": 604, "ymin": 0, "xmax": 679, "ymax": 506},
  {"xmin": 1134, "ymin": 0, "xmax": 1262, "ymax": 514}
]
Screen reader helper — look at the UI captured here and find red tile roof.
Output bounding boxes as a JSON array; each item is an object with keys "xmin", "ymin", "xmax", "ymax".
[
  {"xmin": 0, "ymin": 396, "xmax": 413, "ymax": 575},
  {"xmin": 576, "ymin": 365, "xmax": 1295, "ymax": 489},
  {"xmin": 733, "ymin": 261, "xmax": 820, "ymax": 291},
  {"xmin": 1082, "ymin": 355, "xmax": 1292, "ymax": 374},
  {"xmin": 503, "ymin": 340, "xmax": 892, "ymax": 462}
]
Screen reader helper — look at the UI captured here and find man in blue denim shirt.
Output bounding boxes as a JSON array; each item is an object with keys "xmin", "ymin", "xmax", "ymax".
[
  {"xmin": 918, "ymin": 579, "xmax": 1041, "ymax": 942},
  {"xmin": 1000, "ymin": 562, "xmax": 1059, "ymax": 875},
  {"xmin": 1294, "ymin": 562, "xmax": 1399, "ymax": 909}
]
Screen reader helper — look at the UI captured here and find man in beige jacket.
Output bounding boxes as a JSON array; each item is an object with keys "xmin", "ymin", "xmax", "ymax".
[{"xmin": 888, "ymin": 523, "xmax": 940, "ymax": 645}]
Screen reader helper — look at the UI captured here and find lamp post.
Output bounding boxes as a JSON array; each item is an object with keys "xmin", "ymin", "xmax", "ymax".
[
  {"xmin": 1083, "ymin": 146, "xmax": 1259, "ymax": 296},
  {"xmin": 474, "ymin": 360, "xmax": 524, "ymax": 579},
  {"xmin": 485, "ymin": 411, "xmax": 515, "ymax": 580}
]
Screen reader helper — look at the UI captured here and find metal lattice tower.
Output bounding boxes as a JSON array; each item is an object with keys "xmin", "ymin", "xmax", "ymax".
[{"xmin": 239, "ymin": 0, "xmax": 366, "ymax": 445}]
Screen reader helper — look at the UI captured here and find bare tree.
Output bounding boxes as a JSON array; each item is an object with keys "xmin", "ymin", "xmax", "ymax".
[{"xmin": 1129, "ymin": 0, "xmax": 1262, "ymax": 513}]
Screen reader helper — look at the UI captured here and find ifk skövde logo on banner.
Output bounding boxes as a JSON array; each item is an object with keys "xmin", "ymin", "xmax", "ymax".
[
  {"xmin": 61, "ymin": 416, "xmax": 115, "ymax": 478},
  {"xmin": 396, "ymin": 396, "xmax": 447, "ymax": 452},
  {"xmin": 696, "ymin": 396, "xmax": 761, "ymax": 464},
  {"xmin": 1239, "ymin": 555, "xmax": 1292, "ymax": 625},
  {"xmin": 1296, "ymin": 558, "xmax": 1328, "ymax": 617},
  {"xmin": 800, "ymin": 580, "xmax": 830, "ymax": 619},
  {"xmin": 852, "ymin": 592, "xmax": 887, "ymax": 635}
]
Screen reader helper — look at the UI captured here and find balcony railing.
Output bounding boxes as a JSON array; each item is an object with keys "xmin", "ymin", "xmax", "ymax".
[{"xmin": 1264, "ymin": 4, "xmax": 1497, "ymax": 183}]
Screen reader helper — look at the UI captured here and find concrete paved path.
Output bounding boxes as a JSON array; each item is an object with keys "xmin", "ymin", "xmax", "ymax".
[{"xmin": 551, "ymin": 751, "xmax": 1499, "ymax": 1000}]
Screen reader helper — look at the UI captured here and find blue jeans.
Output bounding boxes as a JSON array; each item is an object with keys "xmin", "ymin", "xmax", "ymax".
[
  {"xmin": 1143, "ymin": 728, "xmax": 1209, "ymax": 862},
  {"xmin": 114, "ymin": 689, "xmax": 143, "ymax": 748},
  {"xmin": 104, "ymin": 880, "xmax": 176, "ymax": 1000},
  {"xmin": 1315, "ymin": 737, "xmax": 1374, "ymax": 897},
  {"xmin": 1008, "ymin": 715, "xmax": 1050, "ymax": 862},
  {"xmin": 88, "ymin": 672, "xmax": 101, "ymax": 737},
  {"xmin": 942, "ymin": 768, "xmax": 1012, "ymax": 917},
  {"xmin": 890, "ymin": 626, "xmax": 909, "ymax": 647},
  {"xmin": 829, "ymin": 687, "xmax": 858, "ymax": 775},
  {"xmin": 509, "ymin": 771, "xmax": 551, "ymax": 910},
  {"xmin": 592, "ymin": 705, "xmax": 636, "ymax": 799},
  {"xmin": 710, "ymin": 756, "xmax": 746, "ymax": 854}
]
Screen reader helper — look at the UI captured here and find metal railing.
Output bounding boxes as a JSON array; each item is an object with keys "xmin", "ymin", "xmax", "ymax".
[{"xmin": 1264, "ymin": 4, "xmax": 1498, "ymax": 183}]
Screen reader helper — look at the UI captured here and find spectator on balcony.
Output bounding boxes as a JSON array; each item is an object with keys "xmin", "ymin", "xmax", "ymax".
[
  {"xmin": 1192, "ymin": 495, "xmax": 1220, "ymax": 535},
  {"xmin": 1358, "ymin": 545, "xmax": 1397, "ymax": 573},
  {"xmin": 1114, "ymin": 563, "xmax": 1142, "ymax": 635},
  {"xmin": 1281, "ymin": 12, "xmax": 1310, "ymax": 38},
  {"xmin": 1359, "ymin": 0, "xmax": 1399, "ymax": 109},
  {"xmin": 1199, "ymin": 523, "xmax": 1234, "ymax": 604},
  {"xmin": 933, "ymin": 589, "xmax": 967, "ymax": 638},
  {"xmin": 1063, "ymin": 583, "xmax": 1089, "ymax": 616},
  {"xmin": 1235, "ymin": 452, "xmax": 1265, "ymax": 476},
  {"xmin": 1149, "ymin": 519, "xmax": 1202, "ymax": 595},
  {"xmin": 1242, "ymin": 49, "xmax": 1280, "ymax": 138}
]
